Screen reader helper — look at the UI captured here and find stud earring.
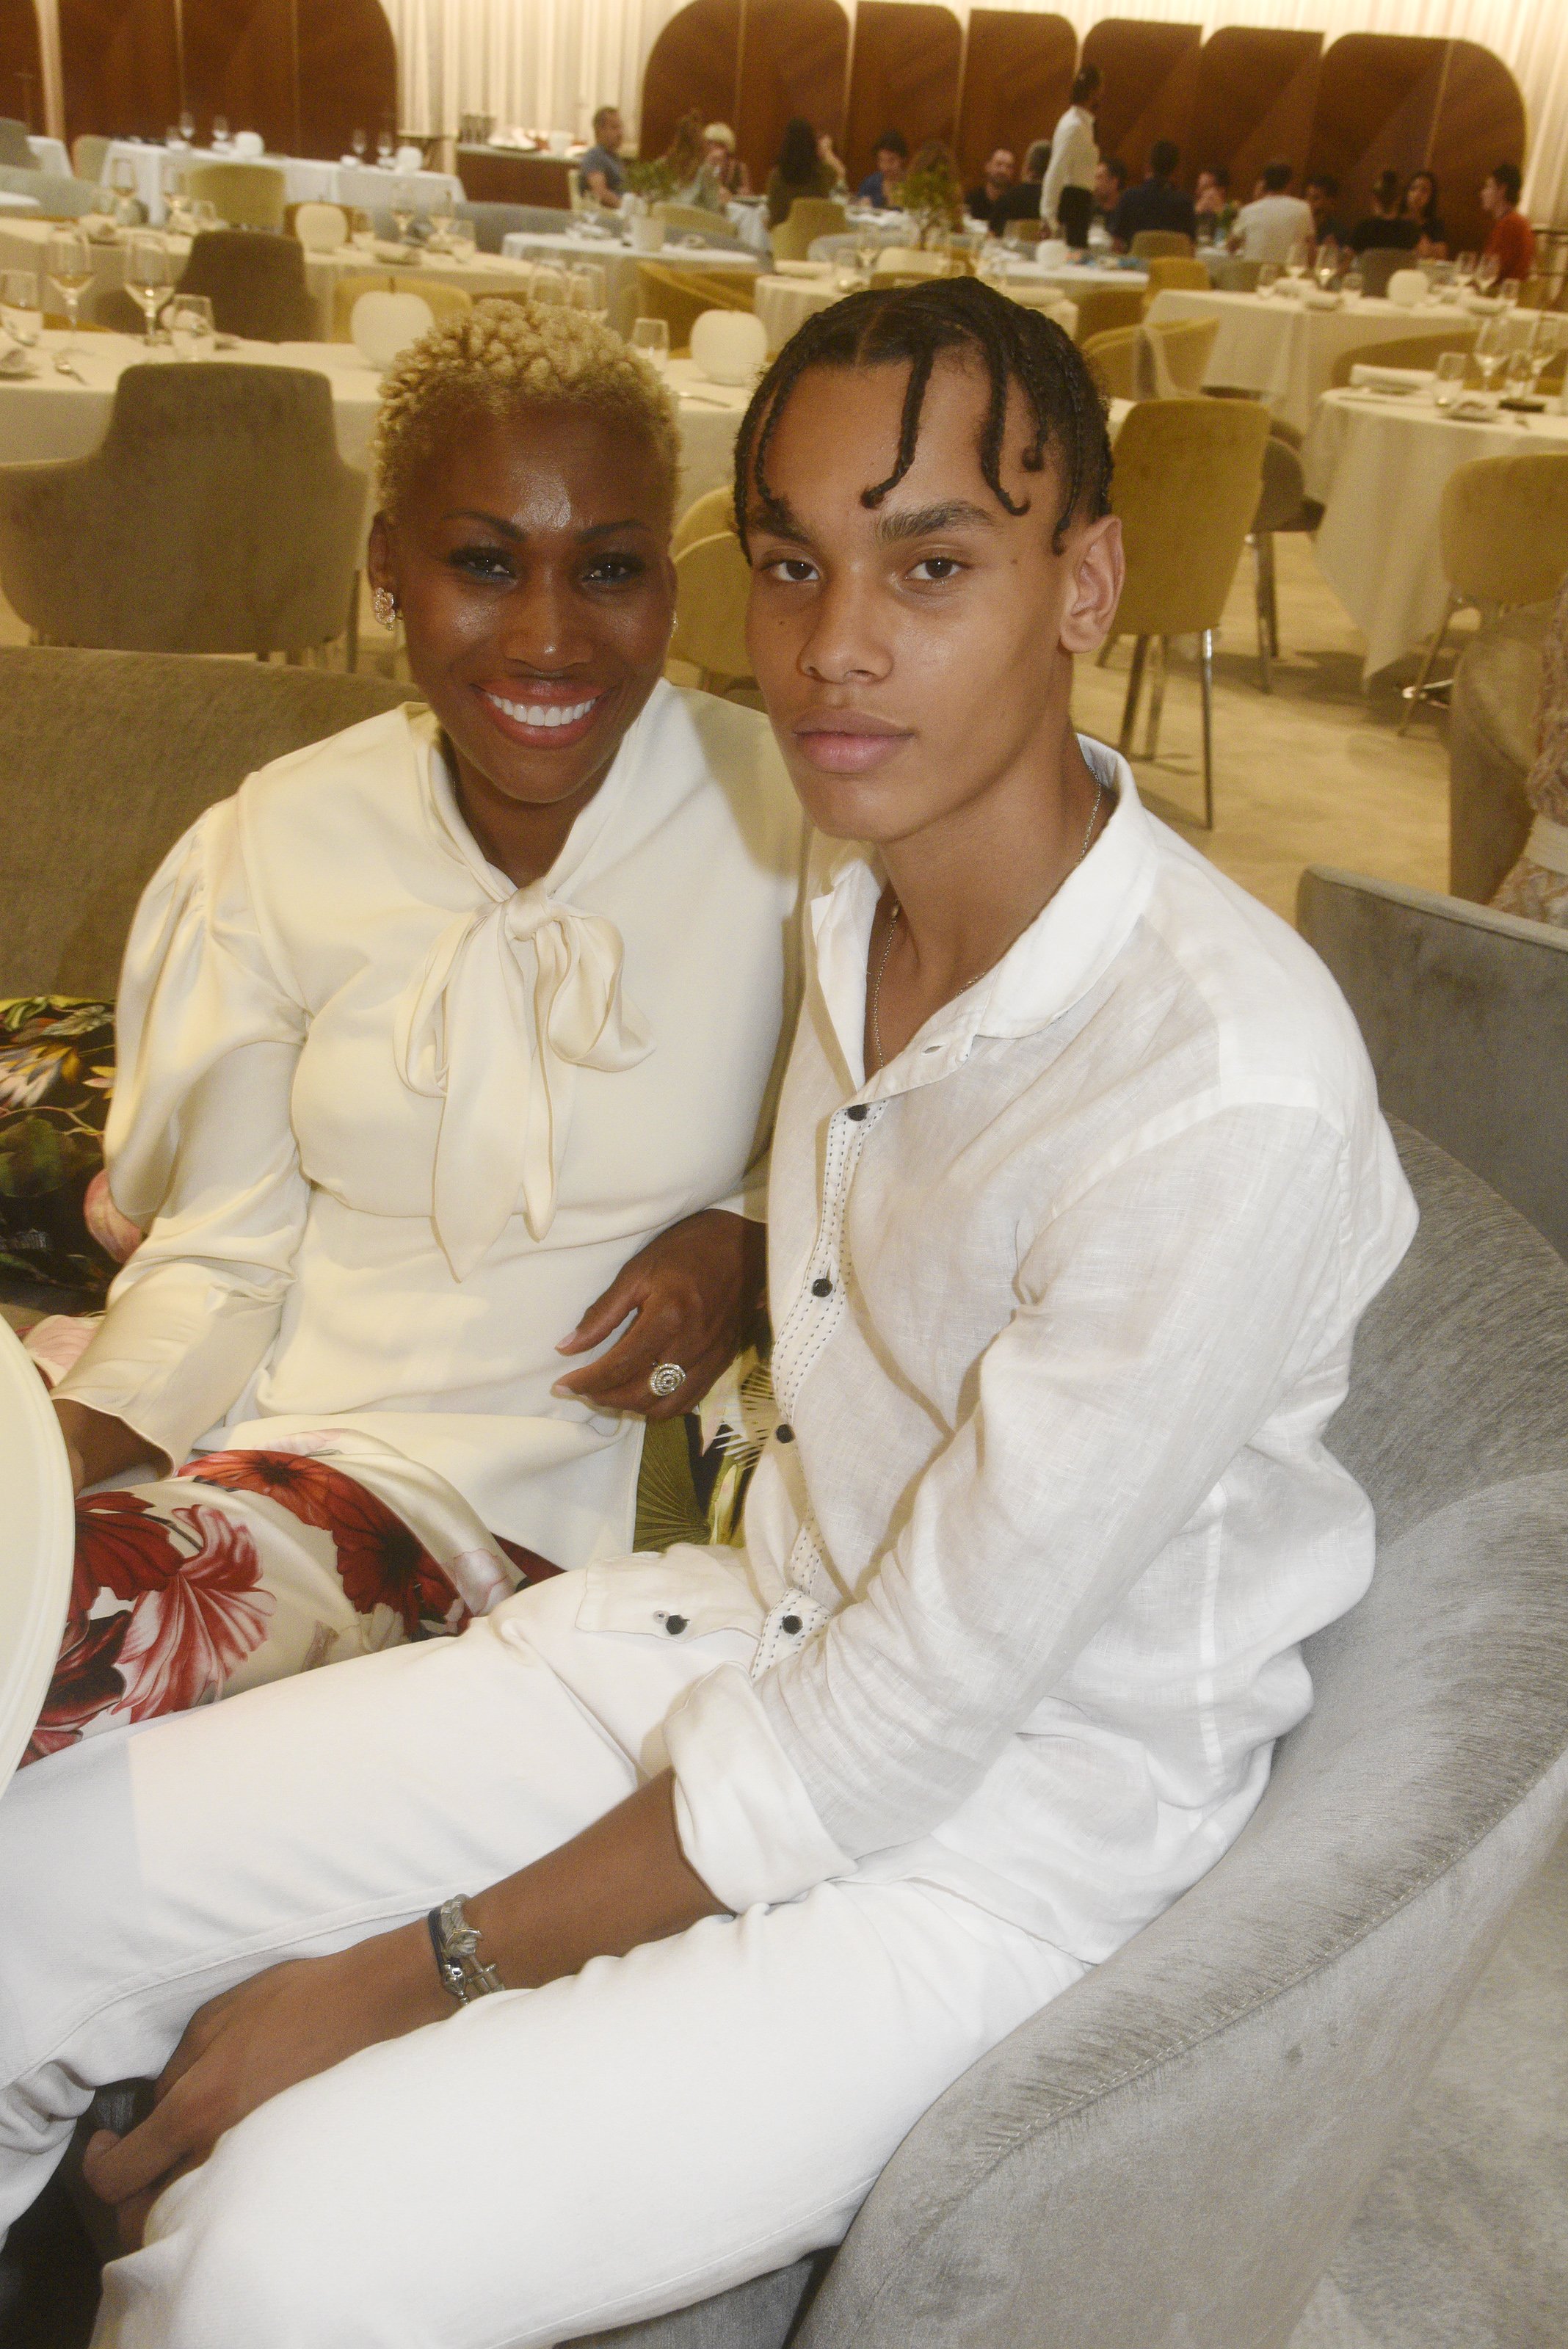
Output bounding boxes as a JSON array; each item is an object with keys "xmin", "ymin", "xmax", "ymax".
[{"xmin": 371, "ymin": 586, "xmax": 397, "ymax": 630}]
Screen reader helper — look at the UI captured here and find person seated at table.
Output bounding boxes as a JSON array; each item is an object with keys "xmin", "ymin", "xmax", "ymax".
[
  {"xmin": 1092, "ymin": 153, "xmax": 1129, "ymax": 236},
  {"xmin": 1481, "ymin": 161, "xmax": 1534, "ymax": 283},
  {"xmin": 1304, "ymin": 173, "xmax": 1347, "ymax": 254},
  {"xmin": 702, "ymin": 122, "xmax": 750, "ymax": 201},
  {"xmin": 766, "ymin": 115, "xmax": 845, "ymax": 228},
  {"xmin": 1349, "ymin": 168, "xmax": 1419, "ymax": 256},
  {"xmin": 0, "ymin": 277, "xmax": 1416, "ymax": 2348},
  {"xmin": 855, "ymin": 128, "xmax": 908, "ymax": 211},
  {"xmin": 26, "ymin": 297, "xmax": 803, "ymax": 1765},
  {"xmin": 1108, "ymin": 139, "xmax": 1196, "ymax": 250},
  {"xmin": 578, "ymin": 104, "xmax": 625, "ymax": 208},
  {"xmin": 1230, "ymin": 159, "xmax": 1315, "ymax": 264},
  {"xmin": 965, "ymin": 147, "xmax": 1016, "ymax": 233},
  {"xmin": 992, "ymin": 137, "xmax": 1052, "ymax": 231},
  {"xmin": 1402, "ymin": 170, "xmax": 1448, "ymax": 260},
  {"xmin": 1194, "ymin": 164, "xmax": 1229, "ymax": 223},
  {"xmin": 662, "ymin": 109, "xmax": 719, "ymax": 211}
]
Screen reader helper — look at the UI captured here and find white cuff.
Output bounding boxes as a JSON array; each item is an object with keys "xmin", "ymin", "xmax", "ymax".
[
  {"xmin": 54, "ymin": 1262, "xmax": 282, "ymax": 1472},
  {"xmin": 666, "ymin": 1662, "xmax": 854, "ymax": 1912}
]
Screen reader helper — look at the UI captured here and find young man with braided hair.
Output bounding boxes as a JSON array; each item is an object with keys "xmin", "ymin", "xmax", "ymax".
[{"xmin": 0, "ymin": 283, "xmax": 1413, "ymax": 2344}]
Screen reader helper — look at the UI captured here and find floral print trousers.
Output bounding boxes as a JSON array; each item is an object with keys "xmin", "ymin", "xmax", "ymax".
[{"xmin": 27, "ymin": 1450, "xmax": 559, "ymax": 1769}]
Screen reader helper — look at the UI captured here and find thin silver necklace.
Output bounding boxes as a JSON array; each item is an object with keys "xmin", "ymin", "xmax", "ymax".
[{"xmin": 870, "ymin": 776, "xmax": 1106, "ymax": 1075}]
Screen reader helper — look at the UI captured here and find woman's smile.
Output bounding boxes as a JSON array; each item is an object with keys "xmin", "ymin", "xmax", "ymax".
[{"xmin": 475, "ymin": 683, "xmax": 609, "ymax": 751}]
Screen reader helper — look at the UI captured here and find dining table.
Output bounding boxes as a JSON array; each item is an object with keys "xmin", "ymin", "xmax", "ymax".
[
  {"xmin": 1302, "ymin": 383, "xmax": 1568, "ymax": 678},
  {"xmin": 501, "ymin": 229, "xmax": 759, "ymax": 336},
  {"xmin": 755, "ymin": 261, "xmax": 1079, "ymax": 354},
  {"xmin": 0, "ymin": 330, "xmax": 755, "ymax": 509},
  {"xmin": 1142, "ymin": 286, "xmax": 1503, "ymax": 435},
  {"xmin": 100, "ymin": 140, "xmax": 462, "ymax": 228}
]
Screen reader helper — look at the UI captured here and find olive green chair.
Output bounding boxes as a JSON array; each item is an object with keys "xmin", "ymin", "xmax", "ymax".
[
  {"xmin": 1129, "ymin": 228, "xmax": 1194, "ymax": 259},
  {"xmin": 1071, "ymin": 283, "xmax": 1147, "ymax": 347},
  {"xmin": 634, "ymin": 261, "xmax": 755, "ymax": 355},
  {"xmin": 182, "ymin": 159, "xmax": 286, "ymax": 232},
  {"xmin": 1401, "ymin": 451, "xmax": 1568, "ymax": 735},
  {"xmin": 1141, "ymin": 255, "xmax": 1210, "ymax": 297},
  {"xmin": 770, "ymin": 197, "xmax": 848, "ymax": 262}
]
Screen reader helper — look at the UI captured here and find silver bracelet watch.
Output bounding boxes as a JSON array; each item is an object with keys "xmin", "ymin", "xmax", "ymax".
[{"xmin": 427, "ymin": 1894, "xmax": 504, "ymax": 2003}]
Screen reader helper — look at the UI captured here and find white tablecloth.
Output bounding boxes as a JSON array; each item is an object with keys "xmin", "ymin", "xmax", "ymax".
[
  {"xmin": 755, "ymin": 266, "xmax": 1078, "ymax": 355},
  {"xmin": 0, "ymin": 192, "xmax": 38, "ymax": 215},
  {"xmin": 26, "ymin": 137, "xmax": 70, "ymax": 178},
  {"xmin": 0, "ymin": 332, "xmax": 747, "ymax": 509},
  {"xmin": 302, "ymin": 246, "xmax": 541, "ymax": 338},
  {"xmin": 103, "ymin": 142, "xmax": 461, "ymax": 227},
  {"xmin": 0, "ymin": 219, "xmax": 157, "ymax": 322},
  {"xmin": 1302, "ymin": 385, "xmax": 1568, "ymax": 678},
  {"xmin": 1144, "ymin": 287, "xmax": 1489, "ymax": 435},
  {"xmin": 501, "ymin": 230, "xmax": 758, "ymax": 335}
]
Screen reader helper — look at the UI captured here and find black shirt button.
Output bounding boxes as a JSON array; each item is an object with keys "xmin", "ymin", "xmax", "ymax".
[
  {"xmin": 846, "ymin": 1103, "xmax": 869, "ymax": 1121},
  {"xmin": 776, "ymin": 1423, "xmax": 794, "ymax": 1443},
  {"xmin": 664, "ymin": 1614, "xmax": 688, "ymax": 1635},
  {"xmin": 810, "ymin": 1277, "xmax": 832, "ymax": 1297},
  {"xmin": 780, "ymin": 1615, "xmax": 802, "ymax": 1635}
]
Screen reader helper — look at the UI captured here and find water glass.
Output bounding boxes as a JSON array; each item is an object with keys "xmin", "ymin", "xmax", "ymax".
[
  {"xmin": 446, "ymin": 217, "xmax": 476, "ymax": 260},
  {"xmin": 1, "ymin": 269, "xmax": 40, "ymax": 346},
  {"xmin": 169, "ymin": 293, "xmax": 216, "ymax": 360},
  {"xmin": 1256, "ymin": 263, "xmax": 1280, "ymax": 297},
  {"xmin": 390, "ymin": 181, "xmax": 416, "ymax": 243},
  {"xmin": 568, "ymin": 264, "xmax": 607, "ymax": 322},
  {"xmin": 125, "ymin": 230, "xmax": 171, "ymax": 344},
  {"xmin": 352, "ymin": 128, "xmax": 368, "ymax": 161},
  {"xmin": 1342, "ymin": 268, "xmax": 1363, "ymax": 302},
  {"xmin": 1283, "ymin": 239, "xmax": 1309, "ymax": 284},
  {"xmin": 178, "ymin": 109, "xmax": 195, "ymax": 145},
  {"xmin": 193, "ymin": 200, "xmax": 218, "ymax": 233},
  {"xmin": 1498, "ymin": 277, "xmax": 1520, "ymax": 309},
  {"xmin": 631, "ymin": 315, "xmax": 669, "ymax": 372},
  {"xmin": 1475, "ymin": 253, "xmax": 1500, "ymax": 293},
  {"xmin": 1473, "ymin": 315, "xmax": 1507, "ymax": 397},
  {"xmin": 376, "ymin": 128, "xmax": 394, "ymax": 165},
  {"xmin": 46, "ymin": 228, "xmax": 92, "ymax": 352},
  {"xmin": 1432, "ymin": 351, "xmax": 1467, "ymax": 411},
  {"xmin": 349, "ymin": 208, "xmax": 377, "ymax": 252},
  {"xmin": 212, "ymin": 117, "xmax": 230, "ymax": 148},
  {"xmin": 531, "ymin": 264, "xmax": 568, "ymax": 305},
  {"xmin": 1454, "ymin": 253, "xmax": 1478, "ymax": 286},
  {"xmin": 90, "ymin": 182, "xmax": 115, "ymax": 224}
]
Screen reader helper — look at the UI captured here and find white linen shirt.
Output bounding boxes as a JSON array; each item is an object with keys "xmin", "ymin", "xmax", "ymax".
[
  {"xmin": 56, "ymin": 686, "xmax": 804, "ymax": 1566},
  {"xmin": 1040, "ymin": 105, "xmax": 1099, "ymax": 228},
  {"xmin": 607, "ymin": 744, "xmax": 1418, "ymax": 1962},
  {"xmin": 1235, "ymin": 192, "xmax": 1315, "ymax": 265}
]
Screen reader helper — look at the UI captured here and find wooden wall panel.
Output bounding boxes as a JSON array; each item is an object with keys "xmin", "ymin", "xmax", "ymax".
[
  {"xmin": 640, "ymin": 0, "xmax": 741, "ymax": 167},
  {"xmin": 1187, "ymin": 28, "xmax": 1321, "ymax": 202},
  {"xmin": 1429, "ymin": 40, "xmax": 1526, "ymax": 258},
  {"xmin": 736, "ymin": 0, "xmax": 849, "ymax": 188},
  {"xmin": 59, "ymin": 0, "xmax": 180, "ymax": 142},
  {"xmin": 297, "ymin": 0, "xmax": 398, "ymax": 160},
  {"xmin": 1307, "ymin": 32, "xmax": 1446, "ymax": 233},
  {"xmin": 0, "ymin": 0, "xmax": 43, "ymax": 131},
  {"xmin": 843, "ymin": 1, "xmax": 962, "ymax": 186},
  {"xmin": 956, "ymin": 10, "xmax": 1075, "ymax": 183},
  {"xmin": 1081, "ymin": 19, "xmax": 1201, "ymax": 184},
  {"xmin": 181, "ymin": 0, "xmax": 298, "ymax": 154}
]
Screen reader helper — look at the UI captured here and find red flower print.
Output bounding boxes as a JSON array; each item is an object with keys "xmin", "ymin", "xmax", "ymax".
[
  {"xmin": 108, "ymin": 1503, "xmax": 274, "ymax": 1721},
  {"xmin": 26, "ymin": 1611, "xmax": 134, "ymax": 1762},
  {"xmin": 183, "ymin": 1451, "xmax": 464, "ymax": 1638}
]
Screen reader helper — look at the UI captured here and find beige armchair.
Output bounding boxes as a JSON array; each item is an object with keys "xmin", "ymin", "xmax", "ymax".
[
  {"xmin": 0, "ymin": 363, "xmax": 368, "ymax": 661},
  {"xmin": 182, "ymin": 159, "xmax": 286, "ymax": 232},
  {"xmin": 1448, "ymin": 602, "xmax": 1550, "ymax": 903},
  {"xmin": 1070, "ymin": 284, "xmax": 1147, "ymax": 347},
  {"xmin": 98, "ymin": 227, "xmax": 315, "ymax": 341},
  {"xmin": 1401, "ymin": 450, "xmax": 1568, "ymax": 734},
  {"xmin": 1129, "ymin": 228, "xmax": 1193, "ymax": 259},
  {"xmin": 1141, "ymin": 255, "xmax": 1210, "ymax": 296}
]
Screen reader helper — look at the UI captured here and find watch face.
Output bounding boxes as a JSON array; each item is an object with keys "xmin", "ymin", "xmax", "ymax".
[{"xmin": 0, "ymin": 1317, "xmax": 75, "ymax": 1796}]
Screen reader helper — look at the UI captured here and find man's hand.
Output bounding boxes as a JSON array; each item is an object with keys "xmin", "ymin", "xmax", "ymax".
[
  {"xmin": 552, "ymin": 1209, "xmax": 765, "ymax": 1420},
  {"xmin": 82, "ymin": 1925, "xmax": 443, "ymax": 2251}
]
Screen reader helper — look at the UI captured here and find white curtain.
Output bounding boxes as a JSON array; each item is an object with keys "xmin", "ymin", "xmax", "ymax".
[{"xmin": 383, "ymin": 0, "xmax": 1567, "ymax": 218}]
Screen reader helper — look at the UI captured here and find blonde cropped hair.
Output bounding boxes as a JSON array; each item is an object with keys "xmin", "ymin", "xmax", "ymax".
[{"xmin": 373, "ymin": 299, "xmax": 681, "ymax": 520}]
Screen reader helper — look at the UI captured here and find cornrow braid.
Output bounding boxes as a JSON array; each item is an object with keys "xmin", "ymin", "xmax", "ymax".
[{"xmin": 733, "ymin": 277, "xmax": 1112, "ymax": 556}]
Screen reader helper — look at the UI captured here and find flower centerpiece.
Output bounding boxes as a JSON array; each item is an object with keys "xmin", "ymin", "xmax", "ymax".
[
  {"xmin": 901, "ymin": 142, "xmax": 965, "ymax": 250},
  {"xmin": 622, "ymin": 153, "xmax": 680, "ymax": 252}
]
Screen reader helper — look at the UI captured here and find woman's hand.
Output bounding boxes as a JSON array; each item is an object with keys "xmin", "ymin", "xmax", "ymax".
[
  {"xmin": 81, "ymin": 1925, "xmax": 444, "ymax": 2251},
  {"xmin": 552, "ymin": 1208, "xmax": 765, "ymax": 1420}
]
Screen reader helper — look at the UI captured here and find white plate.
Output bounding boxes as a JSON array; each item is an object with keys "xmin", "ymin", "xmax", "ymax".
[{"xmin": 0, "ymin": 1317, "xmax": 73, "ymax": 1793}]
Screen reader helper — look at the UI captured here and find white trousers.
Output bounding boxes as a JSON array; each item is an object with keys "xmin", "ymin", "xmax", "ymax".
[{"xmin": 0, "ymin": 1572, "xmax": 1080, "ymax": 2349}]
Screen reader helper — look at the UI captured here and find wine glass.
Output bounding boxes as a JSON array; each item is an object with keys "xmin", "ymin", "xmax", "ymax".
[
  {"xmin": 427, "ymin": 182, "xmax": 455, "ymax": 249},
  {"xmin": 212, "ymin": 116, "xmax": 229, "ymax": 148},
  {"xmin": 1474, "ymin": 253, "xmax": 1500, "ymax": 294},
  {"xmin": 1, "ymin": 269, "xmax": 40, "ymax": 346},
  {"xmin": 169, "ymin": 292, "xmax": 216, "ymax": 360},
  {"xmin": 46, "ymin": 228, "xmax": 92, "ymax": 362},
  {"xmin": 1256, "ymin": 263, "xmax": 1280, "ymax": 297},
  {"xmin": 446, "ymin": 217, "xmax": 476, "ymax": 261},
  {"xmin": 1342, "ymin": 266, "xmax": 1363, "ymax": 303},
  {"xmin": 1498, "ymin": 277, "xmax": 1520, "ymax": 310},
  {"xmin": 1283, "ymin": 239, "xmax": 1310, "ymax": 288},
  {"xmin": 569, "ymin": 263, "xmax": 608, "ymax": 324},
  {"xmin": 125, "ymin": 231, "xmax": 171, "ymax": 345},
  {"xmin": 854, "ymin": 225, "xmax": 877, "ymax": 282},
  {"xmin": 376, "ymin": 127, "xmax": 394, "ymax": 167},
  {"xmin": 193, "ymin": 199, "xmax": 218, "ymax": 233},
  {"xmin": 1431, "ymin": 351, "xmax": 1467, "ymax": 413},
  {"xmin": 631, "ymin": 315, "xmax": 669, "ymax": 372},
  {"xmin": 390, "ymin": 180, "xmax": 416, "ymax": 244},
  {"xmin": 1473, "ymin": 313, "xmax": 1507, "ymax": 399},
  {"xmin": 1454, "ymin": 253, "xmax": 1478, "ymax": 288},
  {"xmin": 352, "ymin": 128, "xmax": 368, "ymax": 162},
  {"xmin": 178, "ymin": 109, "xmax": 195, "ymax": 145},
  {"xmin": 349, "ymin": 207, "xmax": 376, "ymax": 253}
]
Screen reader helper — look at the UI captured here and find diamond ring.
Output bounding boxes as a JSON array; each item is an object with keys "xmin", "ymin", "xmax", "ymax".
[{"xmin": 648, "ymin": 1362, "xmax": 686, "ymax": 1399}]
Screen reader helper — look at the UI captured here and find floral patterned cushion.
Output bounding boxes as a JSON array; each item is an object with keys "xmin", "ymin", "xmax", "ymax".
[{"xmin": 0, "ymin": 998, "xmax": 140, "ymax": 1300}]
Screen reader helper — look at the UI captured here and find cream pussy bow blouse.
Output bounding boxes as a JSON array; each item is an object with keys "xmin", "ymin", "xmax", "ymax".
[{"xmin": 55, "ymin": 688, "xmax": 805, "ymax": 1565}]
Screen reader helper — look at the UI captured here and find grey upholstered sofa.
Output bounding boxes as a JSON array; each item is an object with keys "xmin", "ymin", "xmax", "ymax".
[{"xmin": 571, "ymin": 1123, "xmax": 1568, "ymax": 2349}]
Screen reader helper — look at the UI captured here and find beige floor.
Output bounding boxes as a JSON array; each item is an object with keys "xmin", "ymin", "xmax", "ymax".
[{"xmin": 2, "ymin": 534, "xmax": 1456, "ymax": 929}]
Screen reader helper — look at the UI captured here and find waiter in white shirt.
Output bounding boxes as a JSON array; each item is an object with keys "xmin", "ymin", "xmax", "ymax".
[
  {"xmin": 0, "ymin": 280, "xmax": 1416, "ymax": 2349},
  {"xmin": 1040, "ymin": 63, "xmax": 1103, "ymax": 247}
]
